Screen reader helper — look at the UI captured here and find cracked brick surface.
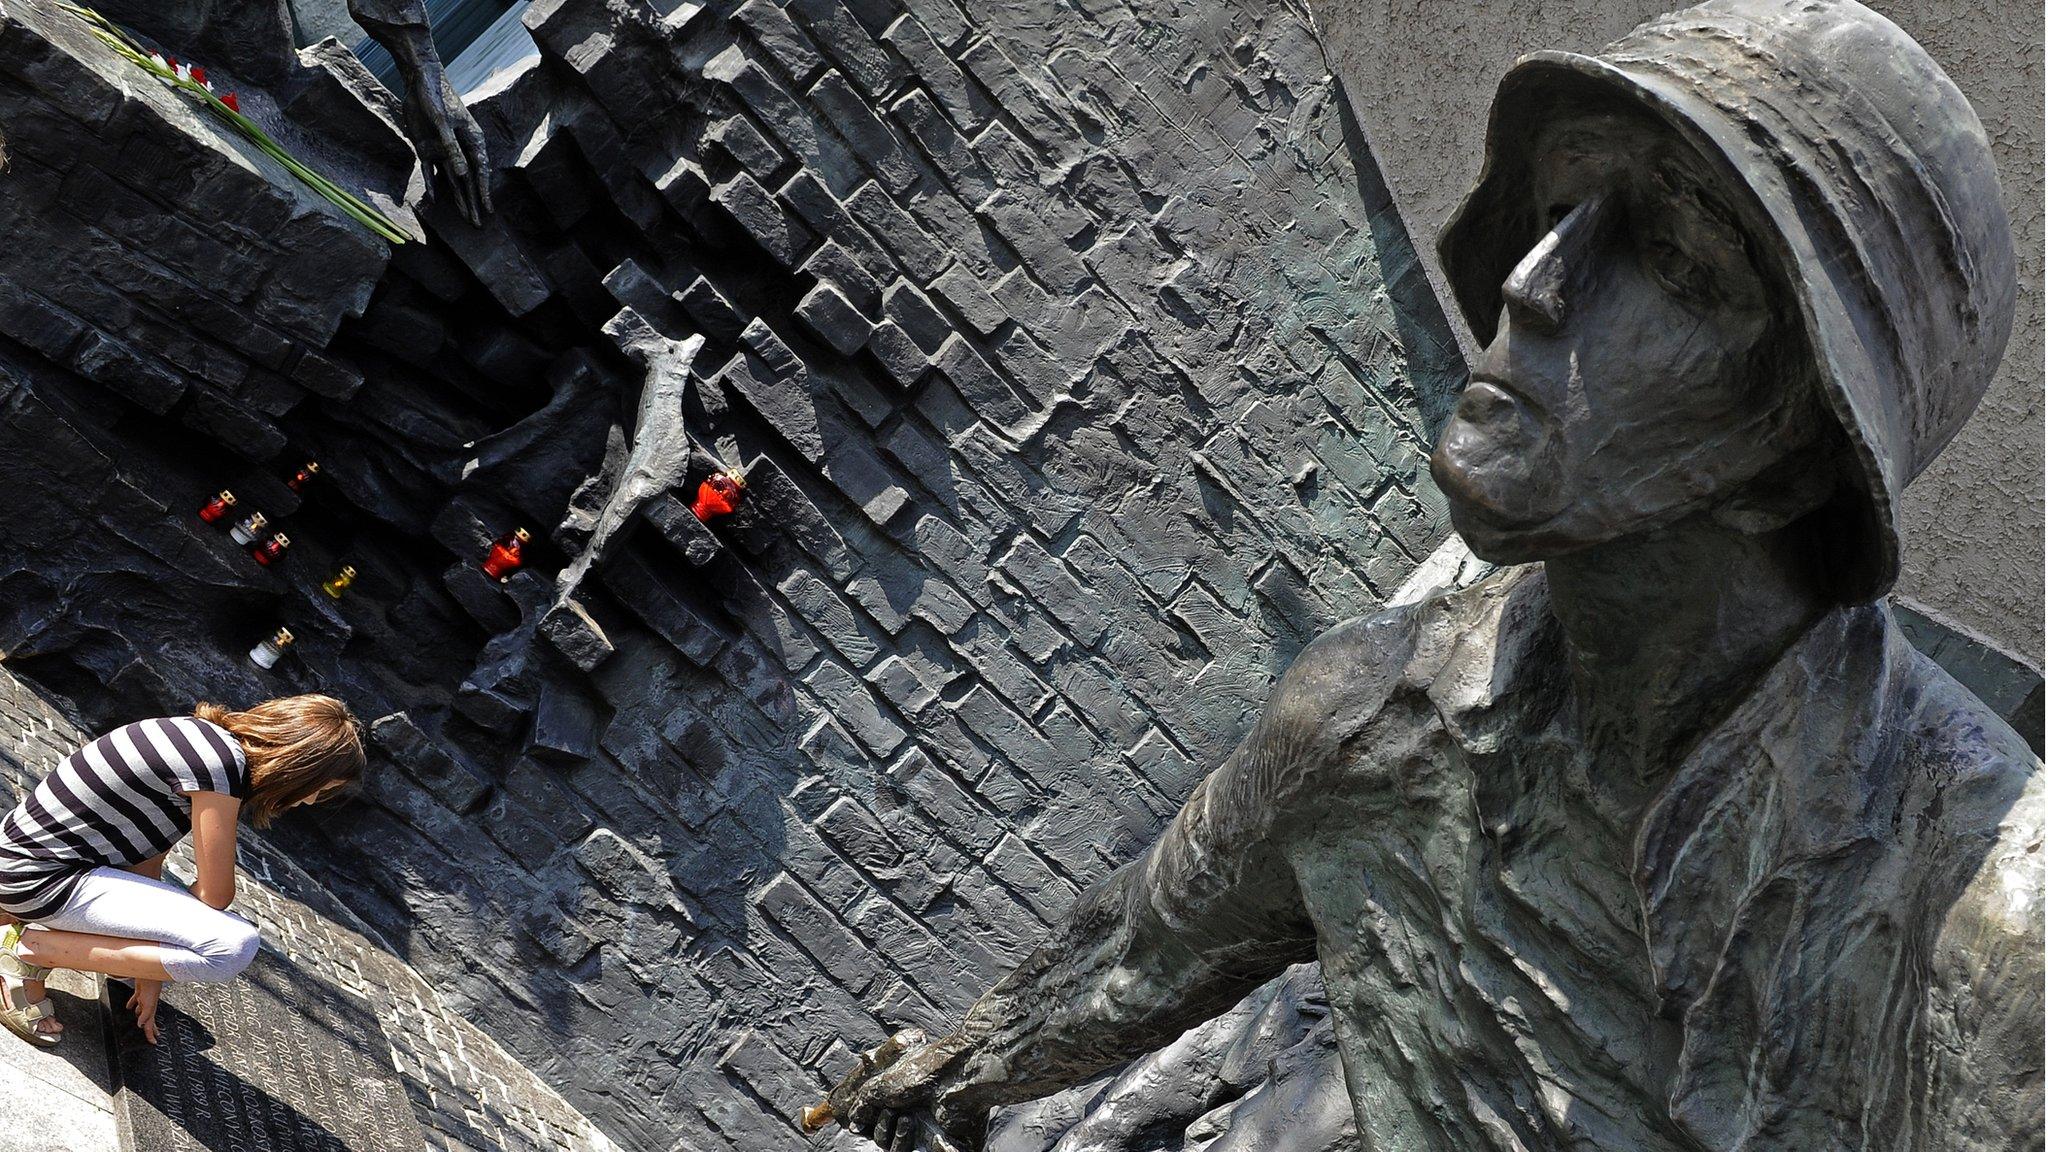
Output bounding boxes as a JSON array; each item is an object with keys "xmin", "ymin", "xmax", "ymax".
[{"xmin": 380, "ymin": 1, "xmax": 1462, "ymax": 1142}]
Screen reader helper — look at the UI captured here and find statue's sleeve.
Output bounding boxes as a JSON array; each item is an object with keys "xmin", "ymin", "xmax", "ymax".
[
  {"xmin": 1914, "ymin": 770, "xmax": 2044, "ymax": 1147},
  {"xmin": 933, "ymin": 610, "xmax": 1412, "ymax": 1116}
]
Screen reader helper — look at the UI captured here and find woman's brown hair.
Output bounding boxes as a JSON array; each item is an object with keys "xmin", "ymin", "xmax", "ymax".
[{"xmin": 193, "ymin": 694, "xmax": 366, "ymax": 828}]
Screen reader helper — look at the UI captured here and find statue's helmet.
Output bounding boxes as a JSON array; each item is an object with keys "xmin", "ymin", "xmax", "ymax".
[{"xmin": 1438, "ymin": 0, "xmax": 2015, "ymax": 603}]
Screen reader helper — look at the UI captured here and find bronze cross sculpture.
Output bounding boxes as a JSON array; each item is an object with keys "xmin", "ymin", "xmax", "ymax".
[{"xmin": 821, "ymin": 1, "xmax": 2043, "ymax": 1148}]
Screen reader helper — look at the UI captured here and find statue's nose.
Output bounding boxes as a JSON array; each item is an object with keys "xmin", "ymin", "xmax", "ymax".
[{"xmin": 1500, "ymin": 193, "xmax": 1613, "ymax": 334}]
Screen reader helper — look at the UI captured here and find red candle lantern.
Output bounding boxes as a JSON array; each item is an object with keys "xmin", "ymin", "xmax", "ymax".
[
  {"xmin": 692, "ymin": 471, "xmax": 746, "ymax": 521},
  {"xmin": 481, "ymin": 527, "xmax": 530, "ymax": 583},
  {"xmin": 288, "ymin": 460, "xmax": 321, "ymax": 493},
  {"xmin": 252, "ymin": 532, "xmax": 291, "ymax": 566},
  {"xmin": 197, "ymin": 490, "xmax": 237, "ymax": 525}
]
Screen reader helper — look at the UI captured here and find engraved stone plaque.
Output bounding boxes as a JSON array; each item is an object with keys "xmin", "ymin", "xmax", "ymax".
[{"xmin": 107, "ymin": 947, "xmax": 426, "ymax": 1152}]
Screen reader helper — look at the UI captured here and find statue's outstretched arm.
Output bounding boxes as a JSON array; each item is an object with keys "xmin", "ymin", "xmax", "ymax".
[
  {"xmin": 817, "ymin": 608, "xmax": 1409, "ymax": 1151},
  {"xmin": 831, "ymin": 667, "xmax": 1335, "ymax": 1150},
  {"xmin": 348, "ymin": 0, "xmax": 492, "ymax": 224}
]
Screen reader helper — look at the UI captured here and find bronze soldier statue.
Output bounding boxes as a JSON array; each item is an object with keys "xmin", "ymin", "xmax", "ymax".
[
  {"xmin": 91, "ymin": 0, "xmax": 491, "ymax": 223},
  {"xmin": 821, "ymin": 1, "xmax": 2043, "ymax": 1148}
]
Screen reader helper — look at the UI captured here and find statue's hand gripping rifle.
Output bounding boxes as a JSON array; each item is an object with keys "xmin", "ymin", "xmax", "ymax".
[{"xmin": 800, "ymin": 1028, "xmax": 964, "ymax": 1151}]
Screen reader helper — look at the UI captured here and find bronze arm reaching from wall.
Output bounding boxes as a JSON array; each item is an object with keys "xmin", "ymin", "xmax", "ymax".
[{"xmin": 348, "ymin": 0, "xmax": 491, "ymax": 225}]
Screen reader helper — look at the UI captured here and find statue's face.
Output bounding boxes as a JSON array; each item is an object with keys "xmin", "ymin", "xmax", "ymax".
[{"xmin": 1431, "ymin": 109, "xmax": 1809, "ymax": 562}]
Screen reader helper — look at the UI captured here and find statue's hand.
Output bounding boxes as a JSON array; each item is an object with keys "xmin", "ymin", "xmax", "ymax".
[
  {"xmin": 824, "ymin": 1028, "xmax": 986, "ymax": 1152},
  {"xmin": 399, "ymin": 64, "xmax": 491, "ymax": 225}
]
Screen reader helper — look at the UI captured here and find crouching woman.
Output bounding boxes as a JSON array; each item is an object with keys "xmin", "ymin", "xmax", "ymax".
[{"xmin": 0, "ymin": 694, "xmax": 364, "ymax": 1046}]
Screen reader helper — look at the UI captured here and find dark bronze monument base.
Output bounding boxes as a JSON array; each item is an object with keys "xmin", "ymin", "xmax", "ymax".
[{"xmin": 106, "ymin": 947, "xmax": 426, "ymax": 1152}]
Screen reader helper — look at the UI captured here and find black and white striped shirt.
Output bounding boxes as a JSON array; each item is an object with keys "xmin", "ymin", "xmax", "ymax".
[{"xmin": 0, "ymin": 716, "xmax": 248, "ymax": 920}]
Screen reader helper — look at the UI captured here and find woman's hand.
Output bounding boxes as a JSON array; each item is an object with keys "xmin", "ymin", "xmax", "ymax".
[
  {"xmin": 127, "ymin": 979, "xmax": 161, "ymax": 1045},
  {"xmin": 829, "ymin": 1029, "xmax": 985, "ymax": 1152}
]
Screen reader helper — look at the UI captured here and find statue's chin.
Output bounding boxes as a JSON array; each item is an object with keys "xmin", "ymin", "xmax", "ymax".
[
  {"xmin": 1447, "ymin": 517, "xmax": 1560, "ymax": 566},
  {"xmin": 1430, "ymin": 431, "xmax": 1586, "ymax": 563}
]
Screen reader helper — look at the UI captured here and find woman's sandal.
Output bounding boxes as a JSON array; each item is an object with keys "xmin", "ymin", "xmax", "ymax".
[
  {"xmin": 0, "ymin": 976, "xmax": 59, "ymax": 1048},
  {"xmin": 0, "ymin": 923, "xmax": 60, "ymax": 1047}
]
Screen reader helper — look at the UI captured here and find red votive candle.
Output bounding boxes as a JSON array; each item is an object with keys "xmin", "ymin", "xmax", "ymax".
[
  {"xmin": 197, "ymin": 490, "xmax": 237, "ymax": 525},
  {"xmin": 481, "ymin": 527, "xmax": 530, "ymax": 582},
  {"xmin": 288, "ymin": 460, "xmax": 321, "ymax": 493},
  {"xmin": 252, "ymin": 532, "xmax": 291, "ymax": 566},
  {"xmin": 692, "ymin": 472, "xmax": 746, "ymax": 521}
]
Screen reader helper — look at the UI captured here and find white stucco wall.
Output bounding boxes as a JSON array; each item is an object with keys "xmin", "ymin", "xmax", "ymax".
[{"xmin": 1315, "ymin": 0, "xmax": 2044, "ymax": 660}]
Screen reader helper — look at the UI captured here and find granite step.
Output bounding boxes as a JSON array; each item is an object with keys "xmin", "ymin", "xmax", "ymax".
[
  {"xmin": 0, "ymin": 968, "xmax": 118, "ymax": 1152},
  {"xmin": 0, "ymin": 943, "xmax": 429, "ymax": 1152},
  {"xmin": 105, "ymin": 943, "xmax": 428, "ymax": 1152}
]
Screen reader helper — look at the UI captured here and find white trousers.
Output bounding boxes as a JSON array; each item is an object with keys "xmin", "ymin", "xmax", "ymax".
[{"xmin": 34, "ymin": 866, "xmax": 259, "ymax": 983}]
